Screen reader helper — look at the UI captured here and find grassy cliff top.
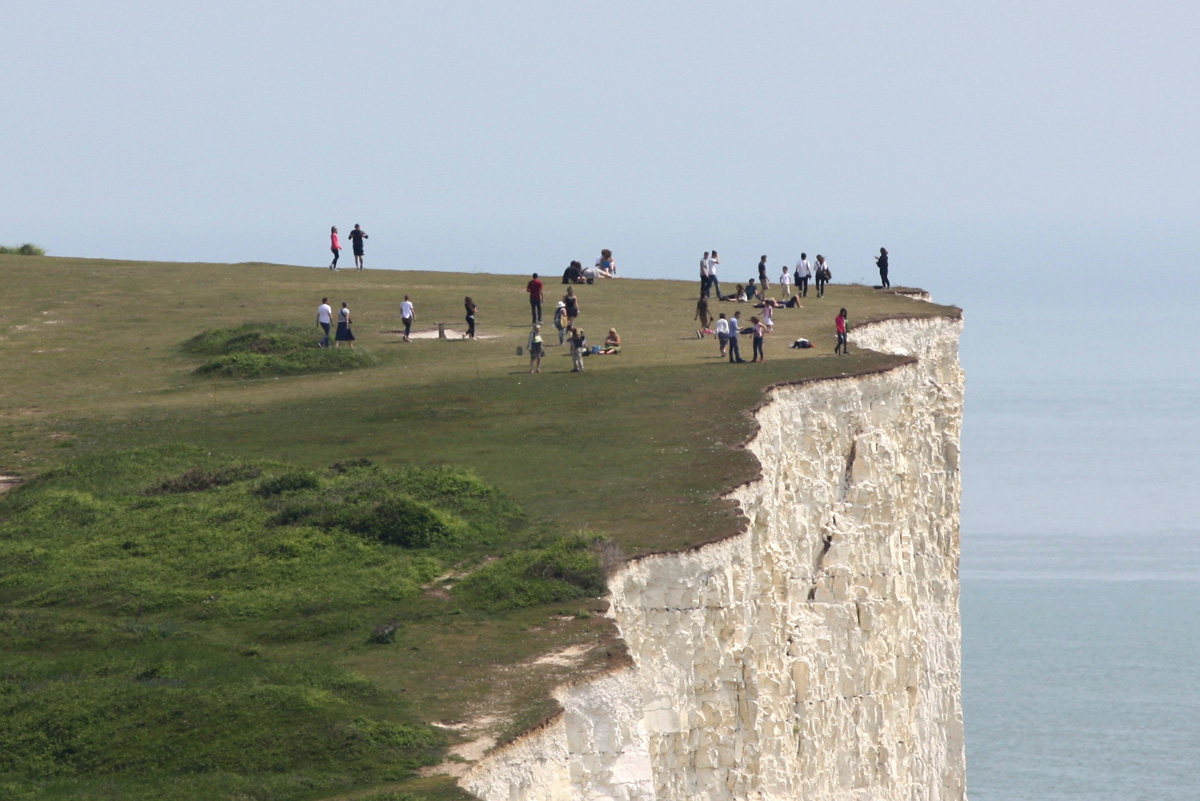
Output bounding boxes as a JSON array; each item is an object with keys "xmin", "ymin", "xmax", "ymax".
[
  {"xmin": 0, "ymin": 254, "xmax": 958, "ymax": 800},
  {"xmin": 1, "ymin": 255, "xmax": 957, "ymax": 552}
]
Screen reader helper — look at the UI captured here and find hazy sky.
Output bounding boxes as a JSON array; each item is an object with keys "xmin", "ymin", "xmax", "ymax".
[{"xmin": 5, "ymin": 1, "xmax": 1199, "ymax": 309}]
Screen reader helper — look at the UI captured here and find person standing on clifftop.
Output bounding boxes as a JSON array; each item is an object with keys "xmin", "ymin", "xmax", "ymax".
[
  {"xmin": 699, "ymin": 251, "xmax": 711, "ymax": 298},
  {"xmin": 400, "ymin": 294, "xmax": 415, "ymax": 342},
  {"xmin": 347, "ymin": 224, "xmax": 368, "ymax": 269},
  {"xmin": 328, "ymin": 226, "xmax": 341, "ymax": 270},
  {"xmin": 795, "ymin": 253, "xmax": 811, "ymax": 297},
  {"xmin": 834, "ymin": 308, "xmax": 849, "ymax": 355},
  {"xmin": 526, "ymin": 273, "xmax": 544, "ymax": 325},
  {"xmin": 708, "ymin": 250, "xmax": 724, "ymax": 300},
  {"xmin": 876, "ymin": 247, "xmax": 890, "ymax": 288},
  {"xmin": 758, "ymin": 255, "xmax": 769, "ymax": 293},
  {"xmin": 727, "ymin": 311, "xmax": 745, "ymax": 363}
]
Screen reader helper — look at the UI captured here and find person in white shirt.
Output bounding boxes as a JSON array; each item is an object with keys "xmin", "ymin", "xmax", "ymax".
[
  {"xmin": 316, "ymin": 297, "xmax": 333, "ymax": 348},
  {"xmin": 795, "ymin": 254, "xmax": 811, "ymax": 297},
  {"xmin": 708, "ymin": 250, "xmax": 724, "ymax": 300},
  {"xmin": 779, "ymin": 266, "xmax": 792, "ymax": 298},
  {"xmin": 715, "ymin": 312, "xmax": 730, "ymax": 357},
  {"xmin": 400, "ymin": 295, "xmax": 415, "ymax": 342}
]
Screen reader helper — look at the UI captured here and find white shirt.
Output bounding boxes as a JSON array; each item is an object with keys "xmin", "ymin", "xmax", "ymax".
[
  {"xmin": 779, "ymin": 270, "xmax": 792, "ymax": 286},
  {"xmin": 339, "ymin": 306, "xmax": 350, "ymax": 323},
  {"xmin": 795, "ymin": 259, "xmax": 811, "ymax": 278},
  {"xmin": 707, "ymin": 256, "xmax": 718, "ymax": 277},
  {"xmin": 317, "ymin": 303, "xmax": 332, "ymax": 324},
  {"xmin": 401, "ymin": 300, "xmax": 414, "ymax": 319},
  {"xmin": 715, "ymin": 318, "xmax": 729, "ymax": 335}
]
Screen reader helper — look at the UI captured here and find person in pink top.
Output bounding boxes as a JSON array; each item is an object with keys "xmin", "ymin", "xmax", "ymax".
[
  {"xmin": 834, "ymin": 308, "xmax": 849, "ymax": 355},
  {"xmin": 329, "ymin": 226, "xmax": 341, "ymax": 270}
]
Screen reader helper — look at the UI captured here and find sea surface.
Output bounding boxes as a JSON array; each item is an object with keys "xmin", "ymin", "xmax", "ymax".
[{"xmin": 959, "ymin": 299, "xmax": 1200, "ymax": 800}]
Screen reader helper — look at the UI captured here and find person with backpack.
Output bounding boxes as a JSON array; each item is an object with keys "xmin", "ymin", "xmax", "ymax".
[{"xmin": 814, "ymin": 255, "xmax": 830, "ymax": 298}]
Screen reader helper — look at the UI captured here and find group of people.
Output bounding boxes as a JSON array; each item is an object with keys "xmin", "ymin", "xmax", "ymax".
[
  {"xmin": 692, "ymin": 247, "xmax": 884, "ymax": 362},
  {"xmin": 562, "ymin": 249, "xmax": 618, "ymax": 284},
  {"xmin": 313, "ymin": 243, "xmax": 878, "ymax": 366},
  {"xmin": 525, "ymin": 270, "xmax": 620, "ymax": 373},
  {"xmin": 328, "ymin": 225, "xmax": 369, "ymax": 270},
  {"xmin": 315, "ymin": 297, "xmax": 356, "ymax": 348}
]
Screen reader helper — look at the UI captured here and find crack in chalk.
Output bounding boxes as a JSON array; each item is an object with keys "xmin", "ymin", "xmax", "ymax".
[
  {"xmin": 806, "ymin": 517, "xmax": 836, "ymax": 601},
  {"xmin": 839, "ymin": 438, "xmax": 858, "ymax": 502}
]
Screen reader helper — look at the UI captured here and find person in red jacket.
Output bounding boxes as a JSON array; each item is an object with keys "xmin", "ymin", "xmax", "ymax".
[
  {"xmin": 329, "ymin": 226, "xmax": 341, "ymax": 270},
  {"xmin": 834, "ymin": 308, "xmax": 849, "ymax": 355}
]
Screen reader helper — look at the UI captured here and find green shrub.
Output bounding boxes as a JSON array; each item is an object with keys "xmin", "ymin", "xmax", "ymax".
[
  {"xmin": 0, "ymin": 243, "xmax": 45, "ymax": 256},
  {"xmin": 144, "ymin": 464, "xmax": 262, "ymax": 495},
  {"xmin": 181, "ymin": 322, "xmax": 374, "ymax": 378},
  {"xmin": 453, "ymin": 536, "xmax": 607, "ymax": 611},
  {"xmin": 254, "ymin": 470, "xmax": 320, "ymax": 497}
]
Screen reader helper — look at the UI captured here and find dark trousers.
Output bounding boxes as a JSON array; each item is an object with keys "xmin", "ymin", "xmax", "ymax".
[
  {"xmin": 815, "ymin": 276, "xmax": 826, "ymax": 297},
  {"xmin": 710, "ymin": 278, "xmax": 723, "ymax": 300},
  {"xmin": 319, "ymin": 322, "xmax": 330, "ymax": 347},
  {"xmin": 752, "ymin": 337, "xmax": 764, "ymax": 361},
  {"xmin": 879, "ymin": 267, "xmax": 890, "ymax": 288},
  {"xmin": 402, "ymin": 317, "xmax": 412, "ymax": 338},
  {"xmin": 466, "ymin": 314, "xmax": 475, "ymax": 338},
  {"xmin": 700, "ymin": 275, "xmax": 711, "ymax": 298},
  {"xmin": 797, "ymin": 276, "xmax": 809, "ymax": 296},
  {"xmin": 530, "ymin": 298, "xmax": 542, "ymax": 324},
  {"xmin": 728, "ymin": 336, "xmax": 741, "ymax": 362},
  {"xmin": 330, "ymin": 248, "xmax": 339, "ymax": 268}
]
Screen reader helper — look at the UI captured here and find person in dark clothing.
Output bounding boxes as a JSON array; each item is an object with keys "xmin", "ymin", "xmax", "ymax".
[
  {"xmin": 526, "ymin": 273, "xmax": 544, "ymax": 324},
  {"xmin": 463, "ymin": 296, "xmax": 478, "ymax": 339},
  {"xmin": 757, "ymin": 255, "xmax": 769, "ymax": 293},
  {"xmin": 876, "ymin": 247, "xmax": 890, "ymax": 288},
  {"xmin": 562, "ymin": 260, "xmax": 585, "ymax": 284},
  {"xmin": 348, "ymin": 224, "xmax": 368, "ymax": 269}
]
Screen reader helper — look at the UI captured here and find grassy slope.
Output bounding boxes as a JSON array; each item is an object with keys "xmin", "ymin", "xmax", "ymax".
[{"xmin": 0, "ymin": 254, "xmax": 959, "ymax": 799}]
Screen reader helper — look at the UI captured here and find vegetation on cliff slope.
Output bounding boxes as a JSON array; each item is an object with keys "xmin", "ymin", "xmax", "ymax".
[{"xmin": 0, "ymin": 446, "xmax": 606, "ymax": 800}]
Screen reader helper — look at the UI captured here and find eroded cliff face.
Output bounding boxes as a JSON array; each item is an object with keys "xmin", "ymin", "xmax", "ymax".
[{"xmin": 465, "ymin": 315, "xmax": 966, "ymax": 801}]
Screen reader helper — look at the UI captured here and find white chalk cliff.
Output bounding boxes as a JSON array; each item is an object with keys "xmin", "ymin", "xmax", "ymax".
[{"xmin": 464, "ymin": 313, "xmax": 966, "ymax": 801}]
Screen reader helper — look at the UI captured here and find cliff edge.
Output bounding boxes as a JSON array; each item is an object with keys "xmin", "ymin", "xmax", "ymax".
[{"xmin": 464, "ymin": 312, "xmax": 966, "ymax": 801}]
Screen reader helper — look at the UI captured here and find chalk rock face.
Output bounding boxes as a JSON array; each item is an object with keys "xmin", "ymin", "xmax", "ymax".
[{"xmin": 464, "ymin": 315, "xmax": 966, "ymax": 801}]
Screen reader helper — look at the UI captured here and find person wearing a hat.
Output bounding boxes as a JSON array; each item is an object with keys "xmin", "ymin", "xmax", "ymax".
[{"xmin": 553, "ymin": 300, "xmax": 568, "ymax": 345}]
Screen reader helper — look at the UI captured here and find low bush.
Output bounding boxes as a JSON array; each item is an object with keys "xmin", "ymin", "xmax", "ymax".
[
  {"xmin": 0, "ymin": 243, "xmax": 45, "ymax": 256},
  {"xmin": 453, "ymin": 535, "xmax": 608, "ymax": 611},
  {"xmin": 182, "ymin": 322, "xmax": 374, "ymax": 378}
]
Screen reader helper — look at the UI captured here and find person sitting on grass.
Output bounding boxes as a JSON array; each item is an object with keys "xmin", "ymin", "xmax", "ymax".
[
  {"xmin": 597, "ymin": 328, "xmax": 621, "ymax": 354},
  {"xmin": 745, "ymin": 279, "xmax": 759, "ymax": 302},
  {"xmin": 720, "ymin": 284, "xmax": 747, "ymax": 302},
  {"xmin": 562, "ymin": 260, "xmax": 586, "ymax": 284}
]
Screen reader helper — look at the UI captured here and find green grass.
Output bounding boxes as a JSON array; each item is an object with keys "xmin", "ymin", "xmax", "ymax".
[{"xmin": 0, "ymin": 253, "xmax": 959, "ymax": 798}]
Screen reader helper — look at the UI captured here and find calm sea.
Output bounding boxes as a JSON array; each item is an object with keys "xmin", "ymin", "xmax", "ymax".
[{"xmin": 960, "ymin": 299, "xmax": 1200, "ymax": 800}]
